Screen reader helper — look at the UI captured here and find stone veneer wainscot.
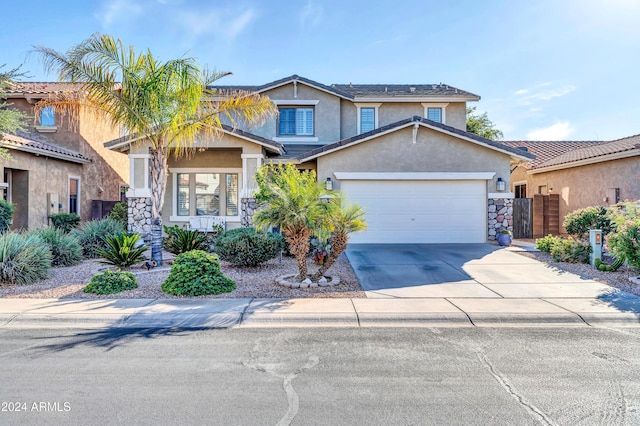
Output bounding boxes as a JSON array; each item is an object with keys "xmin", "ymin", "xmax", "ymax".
[{"xmin": 488, "ymin": 198, "xmax": 513, "ymax": 240}]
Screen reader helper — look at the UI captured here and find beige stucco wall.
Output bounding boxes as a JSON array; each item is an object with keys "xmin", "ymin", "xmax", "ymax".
[
  {"xmin": 4, "ymin": 97, "xmax": 128, "ymax": 227},
  {"xmin": 247, "ymin": 83, "xmax": 341, "ymax": 143},
  {"xmin": 316, "ymin": 126, "xmax": 512, "ymax": 193},
  {"xmin": 2, "ymin": 150, "xmax": 83, "ymax": 230},
  {"xmin": 526, "ymin": 156, "xmax": 640, "ymax": 231}
]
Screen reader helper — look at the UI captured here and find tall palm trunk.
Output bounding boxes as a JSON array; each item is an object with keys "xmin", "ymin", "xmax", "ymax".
[
  {"xmin": 149, "ymin": 141, "xmax": 167, "ymax": 265},
  {"xmin": 285, "ymin": 228, "xmax": 312, "ymax": 281},
  {"xmin": 312, "ymin": 231, "xmax": 348, "ymax": 280}
]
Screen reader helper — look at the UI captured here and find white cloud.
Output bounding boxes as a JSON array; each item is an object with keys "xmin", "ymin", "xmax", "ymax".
[
  {"xmin": 526, "ymin": 122, "xmax": 575, "ymax": 140},
  {"xmin": 299, "ymin": 1, "xmax": 323, "ymax": 28},
  {"xmin": 96, "ymin": 0, "xmax": 143, "ymax": 27},
  {"xmin": 514, "ymin": 83, "xmax": 576, "ymax": 103},
  {"xmin": 228, "ymin": 9, "xmax": 255, "ymax": 39}
]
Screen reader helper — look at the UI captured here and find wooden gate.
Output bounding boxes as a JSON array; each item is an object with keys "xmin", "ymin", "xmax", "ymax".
[
  {"xmin": 533, "ymin": 194, "xmax": 559, "ymax": 238},
  {"xmin": 513, "ymin": 198, "xmax": 533, "ymax": 239}
]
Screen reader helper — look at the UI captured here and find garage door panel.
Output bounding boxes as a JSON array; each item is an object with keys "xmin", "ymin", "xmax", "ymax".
[{"xmin": 342, "ymin": 180, "xmax": 486, "ymax": 244}]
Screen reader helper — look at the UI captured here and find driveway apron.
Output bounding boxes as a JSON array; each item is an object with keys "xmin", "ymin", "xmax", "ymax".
[{"xmin": 345, "ymin": 243, "xmax": 619, "ymax": 299}]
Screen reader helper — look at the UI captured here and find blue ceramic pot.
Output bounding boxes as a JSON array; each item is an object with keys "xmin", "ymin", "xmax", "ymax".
[{"xmin": 497, "ymin": 233, "xmax": 512, "ymax": 246}]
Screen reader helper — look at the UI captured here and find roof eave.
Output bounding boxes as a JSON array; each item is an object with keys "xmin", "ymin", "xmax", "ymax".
[
  {"xmin": 0, "ymin": 141, "xmax": 92, "ymax": 164},
  {"xmin": 352, "ymin": 95, "xmax": 480, "ymax": 103},
  {"xmin": 529, "ymin": 150, "xmax": 640, "ymax": 174}
]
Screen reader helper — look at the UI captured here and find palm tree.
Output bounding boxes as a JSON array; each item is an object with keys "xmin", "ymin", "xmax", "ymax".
[
  {"xmin": 34, "ymin": 34, "xmax": 276, "ymax": 265},
  {"xmin": 312, "ymin": 194, "xmax": 366, "ymax": 280},
  {"xmin": 253, "ymin": 164, "xmax": 332, "ymax": 281}
]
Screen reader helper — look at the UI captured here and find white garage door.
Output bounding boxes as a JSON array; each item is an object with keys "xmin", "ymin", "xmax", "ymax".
[{"xmin": 341, "ymin": 180, "xmax": 487, "ymax": 244}]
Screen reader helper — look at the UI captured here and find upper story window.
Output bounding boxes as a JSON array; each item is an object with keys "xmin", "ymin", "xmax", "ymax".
[
  {"xmin": 422, "ymin": 103, "xmax": 449, "ymax": 125},
  {"xmin": 355, "ymin": 103, "xmax": 381, "ymax": 134},
  {"xmin": 40, "ymin": 106, "xmax": 55, "ymax": 126},
  {"xmin": 278, "ymin": 107, "xmax": 314, "ymax": 136},
  {"xmin": 427, "ymin": 108, "xmax": 442, "ymax": 123},
  {"xmin": 360, "ymin": 108, "xmax": 375, "ymax": 133}
]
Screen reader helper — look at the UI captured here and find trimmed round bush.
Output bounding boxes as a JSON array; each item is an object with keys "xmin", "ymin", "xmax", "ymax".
[
  {"xmin": 563, "ymin": 206, "xmax": 614, "ymax": 240},
  {"xmin": 0, "ymin": 232, "xmax": 52, "ymax": 285},
  {"xmin": 49, "ymin": 213, "xmax": 81, "ymax": 233},
  {"xmin": 535, "ymin": 234, "xmax": 561, "ymax": 253},
  {"xmin": 162, "ymin": 250, "xmax": 235, "ymax": 296},
  {"xmin": 72, "ymin": 218, "xmax": 125, "ymax": 258},
  {"xmin": 215, "ymin": 228, "xmax": 284, "ymax": 267},
  {"xmin": 84, "ymin": 270, "xmax": 137, "ymax": 295},
  {"xmin": 0, "ymin": 200, "xmax": 15, "ymax": 233},
  {"xmin": 27, "ymin": 227, "xmax": 83, "ymax": 267}
]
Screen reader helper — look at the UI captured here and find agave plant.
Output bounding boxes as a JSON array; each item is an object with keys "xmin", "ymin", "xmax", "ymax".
[{"xmin": 96, "ymin": 233, "xmax": 148, "ymax": 268}]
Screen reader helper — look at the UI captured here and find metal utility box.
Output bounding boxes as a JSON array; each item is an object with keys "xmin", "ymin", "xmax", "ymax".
[{"xmin": 589, "ymin": 229, "xmax": 602, "ymax": 265}]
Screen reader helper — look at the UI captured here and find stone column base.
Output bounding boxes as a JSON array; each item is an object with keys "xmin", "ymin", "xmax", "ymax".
[
  {"xmin": 128, "ymin": 197, "xmax": 152, "ymax": 242},
  {"xmin": 488, "ymin": 198, "xmax": 513, "ymax": 240}
]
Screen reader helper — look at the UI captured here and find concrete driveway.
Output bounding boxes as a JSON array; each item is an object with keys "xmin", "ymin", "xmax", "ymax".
[{"xmin": 346, "ymin": 243, "xmax": 620, "ymax": 299}]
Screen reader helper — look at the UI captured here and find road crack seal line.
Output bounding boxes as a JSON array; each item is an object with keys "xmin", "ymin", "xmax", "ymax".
[
  {"xmin": 474, "ymin": 348, "xmax": 557, "ymax": 426},
  {"xmin": 277, "ymin": 355, "xmax": 319, "ymax": 426}
]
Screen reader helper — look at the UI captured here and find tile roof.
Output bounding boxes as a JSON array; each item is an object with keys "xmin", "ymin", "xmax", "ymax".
[
  {"xmin": 500, "ymin": 140, "xmax": 603, "ymax": 168},
  {"xmin": 103, "ymin": 123, "xmax": 284, "ymax": 154},
  {"xmin": 536, "ymin": 134, "xmax": 640, "ymax": 168},
  {"xmin": 297, "ymin": 116, "xmax": 535, "ymax": 161},
  {"xmin": 210, "ymin": 75, "xmax": 479, "ymax": 100},
  {"xmin": 1, "ymin": 132, "xmax": 92, "ymax": 163},
  {"xmin": 6, "ymin": 82, "xmax": 84, "ymax": 95}
]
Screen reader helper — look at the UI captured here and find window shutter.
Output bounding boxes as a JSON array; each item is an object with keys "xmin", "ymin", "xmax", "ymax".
[
  {"xmin": 360, "ymin": 108, "xmax": 375, "ymax": 133},
  {"xmin": 427, "ymin": 107, "xmax": 442, "ymax": 123},
  {"xmin": 279, "ymin": 108, "xmax": 295, "ymax": 135}
]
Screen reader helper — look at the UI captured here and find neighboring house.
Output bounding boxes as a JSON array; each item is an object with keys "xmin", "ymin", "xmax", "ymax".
[
  {"xmin": 105, "ymin": 75, "xmax": 533, "ymax": 243},
  {"xmin": 503, "ymin": 135, "xmax": 640, "ymax": 234},
  {"xmin": 0, "ymin": 83, "xmax": 129, "ymax": 230}
]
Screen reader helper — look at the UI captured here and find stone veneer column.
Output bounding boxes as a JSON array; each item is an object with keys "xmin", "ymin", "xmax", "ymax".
[
  {"xmin": 488, "ymin": 198, "xmax": 513, "ymax": 240},
  {"xmin": 241, "ymin": 197, "xmax": 257, "ymax": 227},
  {"xmin": 128, "ymin": 197, "xmax": 152, "ymax": 241}
]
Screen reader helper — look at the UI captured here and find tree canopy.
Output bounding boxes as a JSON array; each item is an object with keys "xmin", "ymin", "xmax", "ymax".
[
  {"xmin": 0, "ymin": 65, "xmax": 30, "ymax": 159},
  {"xmin": 466, "ymin": 106, "xmax": 504, "ymax": 140}
]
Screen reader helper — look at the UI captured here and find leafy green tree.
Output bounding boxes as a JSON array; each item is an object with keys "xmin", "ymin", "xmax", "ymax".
[
  {"xmin": 0, "ymin": 65, "xmax": 30, "ymax": 159},
  {"xmin": 34, "ymin": 34, "xmax": 276, "ymax": 265},
  {"xmin": 466, "ymin": 106, "xmax": 504, "ymax": 140}
]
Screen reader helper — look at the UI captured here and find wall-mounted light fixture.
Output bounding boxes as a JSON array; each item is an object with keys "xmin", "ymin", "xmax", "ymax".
[
  {"xmin": 496, "ymin": 177, "xmax": 506, "ymax": 192},
  {"xmin": 325, "ymin": 177, "xmax": 333, "ymax": 191}
]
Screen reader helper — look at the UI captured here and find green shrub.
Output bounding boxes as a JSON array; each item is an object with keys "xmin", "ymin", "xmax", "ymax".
[
  {"xmin": 162, "ymin": 225, "xmax": 209, "ymax": 255},
  {"xmin": 72, "ymin": 218, "xmax": 125, "ymax": 258},
  {"xmin": 27, "ymin": 227, "xmax": 83, "ymax": 267},
  {"xmin": 49, "ymin": 213, "xmax": 81, "ymax": 233},
  {"xmin": 84, "ymin": 269, "xmax": 137, "ymax": 295},
  {"xmin": 108, "ymin": 201, "xmax": 129, "ymax": 229},
  {"xmin": 0, "ymin": 200, "xmax": 15, "ymax": 233},
  {"xmin": 161, "ymin": 250, "xmax": 235, "ymax": 296},
  {"xmin": 550, "ymin": 238, "xmax": 591, "ymax": 263},
  {"xmin": 563, "ymin": 206, "xmax": 613, "ymax": 240},
  {"xmin": 607, "ymin": 218, "xmax": 640, "ymax": 272},
  {"xmin": 535, "ymin": 235, "xmax": 561, "ymax": 253},
  {"xmin": 215, "ymin": 228, "xmax": 284, "ymax": 267},
  {"xmin": 0, "ymin": 232, "xmax": 52, "ymax": 284},
  {"xmin": 96, "ymin": 233, "xmax": 147, "ymax": 268}
]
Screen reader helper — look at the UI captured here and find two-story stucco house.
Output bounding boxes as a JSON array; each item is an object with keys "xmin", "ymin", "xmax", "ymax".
[
  {"xmin": 0, "ymin": 83, "xmax": 129, "ymax": 230},
  {"xmin": 105, "ymin": 75, "xmax": 533, "ymax": 243}
]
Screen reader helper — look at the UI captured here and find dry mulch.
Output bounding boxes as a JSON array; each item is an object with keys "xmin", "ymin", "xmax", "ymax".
[{"xmin": 0, "ymin": 252, "xmax": 366, "ymax": 299}]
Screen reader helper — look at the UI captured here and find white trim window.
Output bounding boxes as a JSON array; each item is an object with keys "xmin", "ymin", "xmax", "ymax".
[
  {"xmin": 40, "ymin": 106, "xmax": 55, "ymax": 127},
  {"xmin": 421, "ymin": 102, "xmax": 449, "ymax": 124},
  {"xmin": 171, "ymin": 169, "xmax": 241, "ymax": 219},
  {"xmin": 68, "ymin": 176, "xmax": 80, "ymax": 214},
  {"xmin": 355, "ymin": 103, "xmax": 381, "ymax": 134},
  {"xmin": 278, "ymin": 107, "xmax": 314, "ymax": 136}
]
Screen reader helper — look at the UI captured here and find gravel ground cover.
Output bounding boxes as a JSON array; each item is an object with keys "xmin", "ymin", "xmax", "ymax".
[
  {"xmin": 516, "ymin": 251, "xmax": 640, "ymax": 296},
  {"xmin": 0, "ymin": 252, "xmax": 365, "ymax": 299}
]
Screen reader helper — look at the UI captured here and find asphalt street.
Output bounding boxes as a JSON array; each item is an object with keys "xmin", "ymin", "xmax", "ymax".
[{"xmin": 1, "ymin": 327, "xmax": 639, "ymax": 425}]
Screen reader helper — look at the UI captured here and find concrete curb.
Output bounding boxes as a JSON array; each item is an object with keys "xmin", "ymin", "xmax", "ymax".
[{"xmin": 0, "ymin": 297, "xmax": 639, "ymax": 329}]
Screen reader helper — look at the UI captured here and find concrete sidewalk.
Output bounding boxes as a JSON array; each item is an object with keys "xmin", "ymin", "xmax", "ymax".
[{"xmin": 1, "ymin": 294, "xmax": 639, "ymax": 329}]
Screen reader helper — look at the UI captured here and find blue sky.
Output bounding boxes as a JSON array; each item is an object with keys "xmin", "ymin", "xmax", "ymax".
[{"xmin": 3, "ymin": 0, "xmax": 639, "ymax": 141}]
